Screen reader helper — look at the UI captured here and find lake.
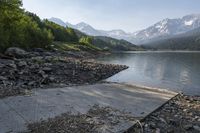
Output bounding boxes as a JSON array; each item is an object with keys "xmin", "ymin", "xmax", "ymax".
[{"xmin": 98, "ymin": 51, "xmax": 200, "ymax": 95}]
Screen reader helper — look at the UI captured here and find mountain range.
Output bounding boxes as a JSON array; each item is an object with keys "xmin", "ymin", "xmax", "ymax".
[
  {"xmin": 142, "ymin": 27, "xmax": 200, "ymax": 50},
  {"xmin": 48, "ymin": 14, "xmax": 200, "ymax": 45}
]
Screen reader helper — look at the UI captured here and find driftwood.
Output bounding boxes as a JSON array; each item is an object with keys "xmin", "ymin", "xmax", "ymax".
[{"xmin": 0, "ymin": 53, "xmax": 14, "ymax": 59}]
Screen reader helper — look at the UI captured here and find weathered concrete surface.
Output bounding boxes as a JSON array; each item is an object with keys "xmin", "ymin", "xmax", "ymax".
[{"xmin": 0, "ymin": 83, "xmax": 178, "ymax": 133}]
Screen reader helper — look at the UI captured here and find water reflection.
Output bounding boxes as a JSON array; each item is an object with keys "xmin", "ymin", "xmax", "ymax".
[{"xmin": 98, "ymin": 52, "xmax": 200, "ymax": 95}]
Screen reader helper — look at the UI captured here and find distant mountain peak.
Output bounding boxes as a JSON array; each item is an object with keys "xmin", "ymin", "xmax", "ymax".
[
  {"xmin": 131, "ymin": 14, "xmax": 200, "ymax": 44},
  {"xmin": 48, "ymin": 14, "xmax": 200, "ymax": 44},
  {"xmin": 48, "ymin": 17, "xmax": 67, "ymax": 27},
  {"xmin": 76, "ymin": 22, "xmax": 89, "ymax": 27}
]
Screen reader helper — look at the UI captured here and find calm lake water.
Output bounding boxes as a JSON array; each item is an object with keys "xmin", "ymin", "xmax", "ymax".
[{"xmin": 98, "ymin": 51, "xmax": 200, "ymax": 95}]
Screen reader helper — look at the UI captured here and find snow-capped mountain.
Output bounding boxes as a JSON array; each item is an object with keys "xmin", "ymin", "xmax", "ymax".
[
  {"xmin": 133, "ymin": 14, "xmax": 200, "ymax": 44},
  {"xmin": 48, "ymin": 17, "xmax": 129, "ymax": 38},
  {"xmin": 48, "ymin": 14, "xmax": 200, "ymax": 44}
]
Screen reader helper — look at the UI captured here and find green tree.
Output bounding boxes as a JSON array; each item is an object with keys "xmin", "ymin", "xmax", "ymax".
[
  {"xmin": 0, "ymin": 0, "xmax": 53, "ymax": 52},
  {"xmin": 43, "ymin": 20, "xmax": 79, "ymax": 43},
  {"xmin": 0, "ymin": 0, "xmax": 23, "ymax": 51},
  {"xmin": 67, "ymin": 27, "xmax": 78, "ymax": 42},
  {"xmin": 79, "ymin": 36, "xmax": 93, "ymax": 45}
]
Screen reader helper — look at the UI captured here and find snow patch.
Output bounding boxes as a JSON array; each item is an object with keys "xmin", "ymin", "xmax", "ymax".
[
  {"xmin": 156, "ymin": 25, "xmax": 162, "ymax": 29},
  {"xmin": 185, "ymin": 20, "xmax": 194, "ymax": 26}
]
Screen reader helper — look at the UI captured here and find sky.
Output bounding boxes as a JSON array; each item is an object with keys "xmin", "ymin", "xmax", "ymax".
[{"xmin": 23, "ymin": 0, "xmax": 200, "ymax": 32}]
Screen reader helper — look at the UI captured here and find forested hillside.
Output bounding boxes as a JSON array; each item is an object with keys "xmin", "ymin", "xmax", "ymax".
[
  {"xmin": 92, "ymin": 36, "xmax": 141, "ymax": 51},
  {"xmin": 0, "ymin": 0, "xmax": 53, "ymax": 52},
  {"xmin": 0, "ymin": 0, "xmax": 139, "ymax": 53}
]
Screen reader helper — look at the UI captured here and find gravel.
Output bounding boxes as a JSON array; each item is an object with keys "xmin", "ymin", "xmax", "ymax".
[
  {"xmin": 127, "ymin": 95, "xmax": 200, "ymax": 133},
  {"xmin": 22, "ymin": 105, "xmax": 136, "ymax": 133}
]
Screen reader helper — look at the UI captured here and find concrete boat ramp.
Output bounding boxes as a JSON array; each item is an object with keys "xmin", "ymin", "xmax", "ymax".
[{"xmin": 0, "ymin": 83, "xmax": 178, "ymax": 133}]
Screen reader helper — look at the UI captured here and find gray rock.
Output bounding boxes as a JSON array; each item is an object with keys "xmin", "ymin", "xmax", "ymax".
[
  {"xmin": 0, "ymin": 76, "xmax": 7, "ymax": 81},
  {"xmin": 5, "ymin": 47, "xmax": 27, "ymax": 58},
  {"xmin": 184, "ymin": 124, "xmax": 193, "ymax": 130},
  {"xmin": 49, "ymin": 77, "xmax": 55, "ymax": 82},
  {"xmin": 7, "ymin": 62, "xmax": 17, "ymax": 69},
  {"xmin": 149, "ymin": 122, "xmax": 156, "ymax": 129},
  {"xmin": 18, "ymin": 61, "xmax": 27, "ymax": 67},
  {"xmin": 0, "ymin": 59, "xmax": 15, "ymax": 65},
  {"xmin": 42, "ymin": 67, "xmax": 52, "ymax": 72},
  {"xmin": 155, "ymin": 128, "xmax": 160, "ymax": 133},
  {"xmin": 193, "ymin": 125, "xmax": 200, "ymax": 132},
  {"xmin": 28, "ymin": 81, "xmax": 36, "ymax": 86}
]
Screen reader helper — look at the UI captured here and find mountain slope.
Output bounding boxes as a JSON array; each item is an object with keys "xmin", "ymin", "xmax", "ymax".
[
  {"xmin": 47, "ymin": 18, "xmax": 141, "ymax": 51},
  {"xmin": 134, "ymin": 14, "xmax": 200, "ymax": 44},
  {"xmin": 48, "ymin": 17, "xmax": 67, "ymax": 27},
  {"xmin": 142, "ymin": 27, "xmax": 200, "ymax": 50},
  {"xmin": 48, "ymin": 18, "xmax": 131, "ymax": 40},
  {"xmin": 92, "ymin": 36, "xmax": 141, "ymax": 51},
  {"xmin": 73, "ymin": 22, "xmax": 103, "ymax": 36},
  {"xmin": 49, "ymin": 14, "xmax": 200, "ymax": 44}
]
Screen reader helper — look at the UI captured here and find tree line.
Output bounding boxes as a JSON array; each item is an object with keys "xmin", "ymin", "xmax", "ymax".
[{"xmin": 0, "ymin": 0, "xmax": 88, "ymax": 52}]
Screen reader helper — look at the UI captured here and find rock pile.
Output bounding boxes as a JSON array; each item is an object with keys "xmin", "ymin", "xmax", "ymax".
[
  {"xmin": 128, "ymin": 95, "xmax": 200, "ymax": 133},
  {"xmin": 0, "ymin": 48, "xmax": 128, "ymax": 98}
]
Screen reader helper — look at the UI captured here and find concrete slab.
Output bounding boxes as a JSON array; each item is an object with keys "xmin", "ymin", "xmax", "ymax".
[
  {"xmin": 0, "ymin": 83, "xmax": 178, "ymax": 133},
  {"xmin": 0, "ymin": 100, "xmax": 27, "ymax": 133}
]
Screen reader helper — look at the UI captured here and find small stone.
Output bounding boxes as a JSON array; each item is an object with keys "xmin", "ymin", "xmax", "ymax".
[
  {"xmin": 42, "ymin": 67, "xmax": 52, "ymax": 72},
  {"xmin": 49, "ymin": 77, "xmax": 55, "ymax": 82},
  {"xmin": 149, "ymin": 122, "xmax": 156, "ymax": 129},
  {"xmin": 39, "ymin": 70, "xmax": 45, "ymax": 75},
  {"xmin": 193, "ymin": 125, "xmax": 200, "ymax": 132},
  {"xmin": 18, "ymin": 61, "xmax": 27, "ymax": 67},
  {"xmin": 42, "ymin": 74, "xmax": 48, "ymax": 79},
  {"xmin": 28, "ymin": 81, "xmax": 36, "ymax": 86},
  {"xmin": 174, "ymin": 115, "xmax": 178, "ymax": 118},
  {"xmin": 0, "ymin": 76, "xmax": 7, "ymax": 81},
  {"xmin": 188, "ymin": 112, "xmax": 193, "ymax": 116},
  {"xmin": 159, "ymin": 118, "xmax": 167, "ymax": 124},
  {"xmin": 155, "ymin": 128, "xmax": 160, "ymax": 133},
  {"xmin": 184, "ymin": 124, "xmax": 193, "ymax": 130},
  {"xmin": 8, "ymin": 63, "xmax": 17, "ymax": 69},
  {"xmin": 18, "ymin": 71, "xmax": 24, "ymax": 75}
]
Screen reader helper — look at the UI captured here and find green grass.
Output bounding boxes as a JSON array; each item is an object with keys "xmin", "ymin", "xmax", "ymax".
[{"xmin": 51, "ymin": 41, "xmax": 102, "ymax": 52}]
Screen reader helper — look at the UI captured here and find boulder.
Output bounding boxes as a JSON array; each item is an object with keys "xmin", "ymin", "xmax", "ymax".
[{"xmin": 5, "ymin": 47, "xmax": 27, "ymax": 58}]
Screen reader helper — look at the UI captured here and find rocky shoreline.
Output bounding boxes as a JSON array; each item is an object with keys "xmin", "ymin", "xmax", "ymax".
[
  {"xmin": 0, "ymin": 48, "xmax": 128, "ymax": 98},
  {"xmin": 1, "ymin": 48, "xmax": 199, "ymax": 133},
  {"xmin": 127, "ymin": 94, "xmax": 200, "ymax": 133}
]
